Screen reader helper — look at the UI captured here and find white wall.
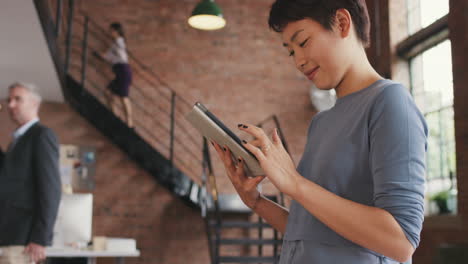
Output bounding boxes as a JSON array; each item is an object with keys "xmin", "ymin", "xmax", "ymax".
[{"xmin": 0, "ymin": 0, "xmax": 63, "ymax": 102}]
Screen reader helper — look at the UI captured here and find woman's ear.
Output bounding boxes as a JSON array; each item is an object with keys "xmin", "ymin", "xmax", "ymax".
[{"xmin": 334, "ymin": 8, "xmax": 352, "ymax": 39}]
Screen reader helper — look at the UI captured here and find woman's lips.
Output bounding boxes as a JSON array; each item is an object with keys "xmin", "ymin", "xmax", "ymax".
[{"xmin": 305, "ymin": 66, "xmax": 320, "ymax": 81}]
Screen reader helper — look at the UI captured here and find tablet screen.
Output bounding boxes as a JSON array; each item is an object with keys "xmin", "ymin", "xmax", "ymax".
[{"xmin": 195, "ymin": 102, "xmax": 257, "ymax": 160}]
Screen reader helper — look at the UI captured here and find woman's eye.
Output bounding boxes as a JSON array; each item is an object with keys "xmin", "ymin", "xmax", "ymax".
[
  {"xmin": 288, "ymin": 50, "xmax": 295, "ymax": 57},
  {"xmin": 300, "ymin": 38, "xmax": 309, "ymax": 47}
]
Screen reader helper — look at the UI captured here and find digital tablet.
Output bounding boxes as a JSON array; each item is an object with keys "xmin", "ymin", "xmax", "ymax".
[{"xmin": 185, "ymin": 102, "xmax": 264, "ymax": 176}]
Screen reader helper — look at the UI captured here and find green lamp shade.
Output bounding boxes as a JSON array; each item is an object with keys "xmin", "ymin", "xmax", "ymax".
[{"xmin": 188, "ymin": 0, "xmax": 226, "ymax": 30}]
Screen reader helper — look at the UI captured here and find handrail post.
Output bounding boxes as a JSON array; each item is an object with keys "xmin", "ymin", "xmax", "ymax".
[
  {"xmin": 55, "ymin": 0, "xmax": 63, "ymax": 36},
  {"xmin": 80, "ymin": 16, "xmax": 89, "ymax": 94},
  {"xmin": 64, "ymin": 0, "xmax": 75, "ymax": 75},
  {"xmin": 169, "ymin": 92, "xmax": 176, "ymax": 168},
  {"xmin": 201, "ymin": 138, "xmax": 215, "ymax": 263}
]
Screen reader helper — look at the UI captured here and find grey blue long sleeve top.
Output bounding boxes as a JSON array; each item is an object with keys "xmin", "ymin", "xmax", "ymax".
[{"xmin": 280, "ymin": 79, "xmax": 428, "ymax": 264}]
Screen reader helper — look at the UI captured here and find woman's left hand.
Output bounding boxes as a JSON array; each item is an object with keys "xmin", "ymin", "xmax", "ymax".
[{"xmin": 238, "ymin": 124, "xmax": 300, "ymax": 196}]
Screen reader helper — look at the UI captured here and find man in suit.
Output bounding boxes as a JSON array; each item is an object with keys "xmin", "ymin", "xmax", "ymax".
[{"xmin": 0, "ymin": 82, "xmax": 61, "ymax": 264}]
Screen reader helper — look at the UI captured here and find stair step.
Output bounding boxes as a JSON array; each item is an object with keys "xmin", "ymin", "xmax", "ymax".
[
  {"xmin": 219, "ymin": 239, "xmax": 282, "ymax": 245},
  {"xmin": 218, "ymin": 256, "xmax": 278, "ymax": 263},
  {"xmin": 210, "ymin": 220, "xmax": 273, "ymax": 229}
]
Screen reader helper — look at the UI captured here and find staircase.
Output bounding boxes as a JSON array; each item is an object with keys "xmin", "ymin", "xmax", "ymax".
[
  {"xmin": 35, "ymin": 0, "xmax": 287, "ymax": 262},
  {"xmin": 200, "ymin": 138, "xmax": 284, "ymax": 263},
  {"xmin": 205, "ymin": 196, "xmax": 283, "ymax": 263}
]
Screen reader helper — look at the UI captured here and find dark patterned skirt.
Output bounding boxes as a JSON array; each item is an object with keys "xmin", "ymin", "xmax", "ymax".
[{"xmin": 108, "ymin": 63, "xmax": 132, "ymax": 97}]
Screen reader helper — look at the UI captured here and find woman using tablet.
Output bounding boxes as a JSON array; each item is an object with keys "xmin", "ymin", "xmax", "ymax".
[{"xmin": 212, "ymin": 0, "xmax": 427, "ymax": 263}]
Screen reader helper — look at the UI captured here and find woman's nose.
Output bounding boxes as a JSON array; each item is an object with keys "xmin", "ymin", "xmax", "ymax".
[
  {"xmin": 296, "ymin": 59, "xmax": 307, "ymax": 71},
  {"xmin": 294, "ymin": 52, "xmax": 307, "ymax": 71}
]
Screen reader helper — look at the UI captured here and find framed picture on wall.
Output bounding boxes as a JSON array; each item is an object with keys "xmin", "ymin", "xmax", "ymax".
[{"xmin": 60, "ymin": 144, "xmax": 96, "ymax": 191}]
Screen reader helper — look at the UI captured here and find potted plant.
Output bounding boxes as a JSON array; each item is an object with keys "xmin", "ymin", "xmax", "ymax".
[{"xmin": 430, "ymin": 190, "xmax": 451, "ymax": 214}]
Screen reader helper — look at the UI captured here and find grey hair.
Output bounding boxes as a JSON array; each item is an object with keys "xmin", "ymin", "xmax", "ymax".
[{"xmin": 9, "ymin": 81, "xmax": 43, "ymax": 105}]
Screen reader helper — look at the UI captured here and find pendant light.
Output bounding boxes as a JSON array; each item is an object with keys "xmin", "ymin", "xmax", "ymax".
[{"xmin": 188, "ymin": 0, "xmax": 226, "ymax": 31}]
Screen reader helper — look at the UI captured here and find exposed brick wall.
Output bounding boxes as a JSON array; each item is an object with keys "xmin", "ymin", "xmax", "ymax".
[{"xmin": 75, "ymin": 0, "xmax": 316, "ymax": 196}]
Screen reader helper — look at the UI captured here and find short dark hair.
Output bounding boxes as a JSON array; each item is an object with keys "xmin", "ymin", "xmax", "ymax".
[
  {"xmin": 268, "ymin": 0, "xmax": 371, "ymax": 47},
  {"xmin": 110, "ymin": 22, "xmax": 125, "ymax": 38}
]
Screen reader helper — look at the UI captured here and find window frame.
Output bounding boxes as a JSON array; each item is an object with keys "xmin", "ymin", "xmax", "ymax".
[{"xmin": 396, "ymin": 2, "xmax": 456, "ymax": 216}]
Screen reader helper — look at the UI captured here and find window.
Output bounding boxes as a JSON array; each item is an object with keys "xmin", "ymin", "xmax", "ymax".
[
  {"xmin": 409, "ymin": 40, "xmax": 456, "ymax": 215},
  {"xmin": 407, "ymin": 0, "xmax": 449, "ymax": 34},
  {"xmin": 402, "ymin": 0, "xmax": 456, "ymax": 215}
]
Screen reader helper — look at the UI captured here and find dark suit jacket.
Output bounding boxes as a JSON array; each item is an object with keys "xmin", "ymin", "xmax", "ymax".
[
  {"xmin": 0, "ymin": 148, "xmax": 4, "ymax": 170},
  {"xmin": 0, "ymin": 122, "xmax": 61, "ymax": 246}
]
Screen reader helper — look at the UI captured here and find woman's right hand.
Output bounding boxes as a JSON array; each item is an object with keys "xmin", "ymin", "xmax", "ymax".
[{"xmin": 212, "ymin": 141, "xmax": 266, "ymax": 210}]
